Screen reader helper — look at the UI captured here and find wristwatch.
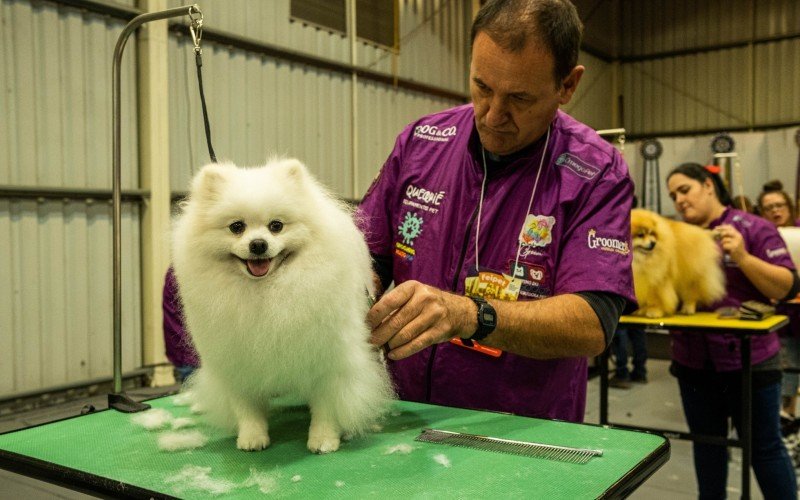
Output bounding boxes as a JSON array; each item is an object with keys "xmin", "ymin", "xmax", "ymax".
[{"xmin": 462, "ymin": 296, "xmax": 497, "ymax": 344}]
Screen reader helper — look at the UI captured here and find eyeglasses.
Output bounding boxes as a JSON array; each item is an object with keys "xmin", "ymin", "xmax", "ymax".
[{"xmin": 762, "ymin": 202, "xmax": 788, "ymax": 212}]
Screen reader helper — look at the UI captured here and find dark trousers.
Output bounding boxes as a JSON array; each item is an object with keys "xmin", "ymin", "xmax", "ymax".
[
  {"xmin": 612, "ymin": 328, "xmax": 647, "ymax": 379},
  {"xmin": 678, "ymin": 377, "xmax": 797, "ymax": 499}
]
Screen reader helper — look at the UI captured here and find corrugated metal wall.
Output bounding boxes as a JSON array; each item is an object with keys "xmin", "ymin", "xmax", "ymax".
[
  {"xmin": 620, "ymin": 0, "xmax": 800, "ymax": 135},
  {"xmin": 167, "ymin": 37, "xmax": 459, "ymax": 198},
  {"xmin": 0, "ymin": 0, "xmax": 142, "ymax": 398},
  {"xmin": 1, "ymin": 0, "xmax": 477, "ymax": 398},
  {"xmin": 574, "ymin": 0, "xmax": 621, "ymax": 58},
  {"xmin": 622, "ymin": 48, "xmax": 752, "ymax": 134},
  {"xmin": 563, "ymin": 51, "xmax": 616, "ymax": 131},
  {"xmin": 167, "ymin": 0, "xmax": 470, "ymax": 198}
]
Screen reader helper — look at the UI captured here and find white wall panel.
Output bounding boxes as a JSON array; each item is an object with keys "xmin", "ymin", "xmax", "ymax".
[
  {"xmin": 168, "ymin": 37, "xmax": 357, "ymax": 196},
  {"xmin": 355, "ymin": 80, "xmax": 456, "ymax": 197},
  {"xmin": 168, "ymin": 27, "xmax": 464, "ymax": 200},
  {"xmin": 0, "ymin": 0, "xmax": 139, "ymax": 188},
  {"xmin": 392, "ymin": 0, "xmax": 469, "ymax": 93},
  {"xmin": 167, "ymin": 0, "xmax": 468, "ymax": 93},
  {"xmin": 0, "ymin": 200, "xmax": 141, "ymax": 398},
  {"xmin": 0, "ymin": 0, "xmax": 141, "ymax": 397}
]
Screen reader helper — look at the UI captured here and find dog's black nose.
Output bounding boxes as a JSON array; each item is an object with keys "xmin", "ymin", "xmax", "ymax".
[{"xmin": 249, "ymin": 239, "xmax": 268, "ymax": 255}]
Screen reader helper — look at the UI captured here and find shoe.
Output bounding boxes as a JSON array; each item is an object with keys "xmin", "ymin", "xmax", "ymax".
[
  {"xmin": 630, "ymin": 374, "xmax": 648, "ymax": 384},
  {"xmin": 609, "ymin": 376, "xmax": 631, "ymax": 389}
]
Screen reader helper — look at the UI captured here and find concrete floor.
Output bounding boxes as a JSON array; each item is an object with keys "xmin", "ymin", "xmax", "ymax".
[
  {"xmin": 0, "ymin": 359, "xmax": 791, "ymax": 499},
  {"xmin": 584, "ymin": 359, "xmax": 770, "ymax": 499}
]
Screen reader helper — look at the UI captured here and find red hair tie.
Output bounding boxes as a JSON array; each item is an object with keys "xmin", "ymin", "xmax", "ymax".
[{"xmin": 704, "ymin": 164, "xmax": 721, "ymax": 175}]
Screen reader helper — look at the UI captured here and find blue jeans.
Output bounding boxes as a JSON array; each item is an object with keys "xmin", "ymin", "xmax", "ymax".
[
  {"xmin": 612, "ymin": 328, "xmax": 647, "ymax": 379},
  {"xmin": 781, "ymin": 335, "xmax": 800, "ymax": 399},
  {"xmin": 678, "ymin": 377, "xmax": 797, "ymax": 499}
]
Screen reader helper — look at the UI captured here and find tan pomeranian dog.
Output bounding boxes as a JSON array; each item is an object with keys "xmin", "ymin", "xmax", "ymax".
[{"xmin": 630, "ymin": 208, "xmax": 726, "ymax": 318}]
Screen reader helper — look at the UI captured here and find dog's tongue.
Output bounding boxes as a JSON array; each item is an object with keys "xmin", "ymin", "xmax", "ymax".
[{"xmin": 247, "ymin": 259, "xmax": 270, "ymax": 277}]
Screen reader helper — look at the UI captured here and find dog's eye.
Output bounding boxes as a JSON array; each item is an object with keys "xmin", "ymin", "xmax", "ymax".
[
  {"xmin": 229, "ymin": 221, "xmax": 246, "ymax": 234},
  {"xmin": 268, "ymin": 220, "xmax": 283, "ymax": 233}
]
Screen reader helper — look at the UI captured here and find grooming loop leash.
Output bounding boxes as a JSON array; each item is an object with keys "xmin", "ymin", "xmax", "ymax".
[{"xmin": 189, "ymin": 6, "xmax": 217, "ymax": 163}]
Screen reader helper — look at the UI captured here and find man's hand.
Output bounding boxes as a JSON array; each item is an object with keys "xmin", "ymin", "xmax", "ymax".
[{"xmin": 367, "ymin": 280, "xmax": 476, "ymax": 360}]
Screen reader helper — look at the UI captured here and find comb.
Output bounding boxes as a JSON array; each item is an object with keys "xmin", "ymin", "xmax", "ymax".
[{"xmin": 415, "ymin": 428, "xmax": 603, "ymax": 464}]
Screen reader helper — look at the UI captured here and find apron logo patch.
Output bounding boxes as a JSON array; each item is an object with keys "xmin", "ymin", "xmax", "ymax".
[
  {"xmin": 556, "ymin": 153, "xmax": 600, "ymax": 179},
  {"xmin": 519, "ymin": 214, "xmax": 555, "ymax": 248},
  {"xmin": 398, "ymin": 212, "xmax": 424, "ymax": 246},
  {"xmin": 587, "ymin": 229, "xmax": 630, "ymax": 255}
]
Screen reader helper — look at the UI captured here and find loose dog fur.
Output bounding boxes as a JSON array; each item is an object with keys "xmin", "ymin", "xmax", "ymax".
[
  {"xmin": 630, "ymin": 208, "xmax": 726, "ymax": 318},
  {"xmin": 172, "ymin": 158, "xmax": 394, "ymax": 454}
]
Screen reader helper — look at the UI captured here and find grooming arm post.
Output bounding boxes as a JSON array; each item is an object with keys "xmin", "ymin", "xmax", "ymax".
[{"xmin": 110, "ymin": 4, "xmax": 202, "ymax": 413}]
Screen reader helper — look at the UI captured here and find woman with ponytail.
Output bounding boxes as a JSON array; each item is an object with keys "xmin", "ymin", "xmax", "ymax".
[{"xmin": 666, "ymin": 162, "xmax": 799, "ymax": 499}]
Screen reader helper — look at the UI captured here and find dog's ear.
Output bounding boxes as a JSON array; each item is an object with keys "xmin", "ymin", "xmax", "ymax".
[
  {"xmin": 191, "ymin": 162, "xmax": 233, "ymax": 202},
  {"xmin": 278, "ymin": 158, "xmax": 308, "ymax": 186}
]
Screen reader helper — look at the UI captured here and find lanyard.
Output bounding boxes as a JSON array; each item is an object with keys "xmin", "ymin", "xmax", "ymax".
[{"xmin": 474, "ymin": 125, "xmax": 551, "ymax": 273}]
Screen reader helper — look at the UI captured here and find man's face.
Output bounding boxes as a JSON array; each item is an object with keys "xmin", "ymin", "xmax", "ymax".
[{"xmin": 470, "ymin": 32, "xmax": 583, "ymax": 156}]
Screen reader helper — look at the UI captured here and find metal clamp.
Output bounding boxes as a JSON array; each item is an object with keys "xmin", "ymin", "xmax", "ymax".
[{"xmin": 188, "ymin": 4, "xmax": 203, "ymax": 54}]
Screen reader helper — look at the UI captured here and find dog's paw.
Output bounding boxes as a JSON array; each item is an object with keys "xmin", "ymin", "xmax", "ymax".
[
  {"xmin": 643, "ymin": 307, "xmax": 665, "ymax": 318},
  {"xmin": 679, "ymin": 303, "xmax": 696, "ymax": 315},
  {"xmin": 237, "ymin": 432, "xmax": 270, "ymax": 451},
  {"xmin": 236, "ymin": 420, "xmax": 270, "ymax": 451},
  {"xmin": 307, "ymin": 434, "xmax": 340, "ymax": 454}
]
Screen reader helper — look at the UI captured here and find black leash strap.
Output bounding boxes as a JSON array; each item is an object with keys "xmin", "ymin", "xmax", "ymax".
[
  {"xmin": 189, "ymin": 10, "xmax": 217, "ymax": 163},
  {"xmin": 194, "ymin": 52, "xmax": 216, "ymax": 163}
]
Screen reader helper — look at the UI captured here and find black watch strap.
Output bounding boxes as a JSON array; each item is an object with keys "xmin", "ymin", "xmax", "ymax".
[{"xmin": 463, "ymin": 296, "xmax": 497, "ymax": 344}]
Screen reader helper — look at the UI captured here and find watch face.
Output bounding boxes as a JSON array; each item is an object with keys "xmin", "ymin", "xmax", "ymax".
[{"xmin": 479, "ymin": 305, "xmax": 497, "ymax": 327}]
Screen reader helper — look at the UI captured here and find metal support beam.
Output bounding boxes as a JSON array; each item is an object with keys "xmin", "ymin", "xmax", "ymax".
[{"xmin": 110, "ymin": 3, "xmax": 200, "ymax": 413}]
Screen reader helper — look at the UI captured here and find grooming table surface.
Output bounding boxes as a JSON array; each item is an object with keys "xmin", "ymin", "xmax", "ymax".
[
  {"xmin": 618, "ymin": 312, "xmax": 788, "ymax": 332},
  {"xmin": 0, "ymin": 397, "xmax": 668, "ymax": 499}
]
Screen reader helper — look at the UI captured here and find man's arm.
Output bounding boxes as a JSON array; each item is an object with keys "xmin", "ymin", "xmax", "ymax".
[{"xmin": 368, "ymin": 280, "xmax": 607, "ymax": 360}]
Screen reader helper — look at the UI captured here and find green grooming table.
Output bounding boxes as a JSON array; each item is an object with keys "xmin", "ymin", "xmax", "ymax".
[{"xmin": 0, "ymin": 397, "xmax": 668, "ymax": 499}]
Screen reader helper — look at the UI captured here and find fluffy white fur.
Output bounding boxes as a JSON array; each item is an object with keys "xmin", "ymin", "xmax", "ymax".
[
  {"xmin": 131, "ymin": 408, "xmax": 173, "ymax": 431},
  {"xmin": 172, "ymin": 158, "xmax": 394, "ymax": 454},
  {"xmin": 165, "ymin": 465, "xmax": 236, "ymax": 495},
  {"xmin": 384, "ymin": 444, "xmax": 414, "ymax": 455},
  {"xmin": 433, "ymin": 454, "xmax": 452, "ymax": 468},
  {"xmin": 157, "ymin": 430, "xmax": 209, "ymax": 452}
]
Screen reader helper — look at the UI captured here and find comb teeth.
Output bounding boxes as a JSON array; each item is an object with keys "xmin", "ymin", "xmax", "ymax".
[{"xmin": 415, "ymin": 428, "xmax": 603, "ymax": 464}]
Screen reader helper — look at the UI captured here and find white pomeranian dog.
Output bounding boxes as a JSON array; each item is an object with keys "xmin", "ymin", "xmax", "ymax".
[{"xmin": 171, "ymin": 158, "xmax": 394, "ymax": 454}]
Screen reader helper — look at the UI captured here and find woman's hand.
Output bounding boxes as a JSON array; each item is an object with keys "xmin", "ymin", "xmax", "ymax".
[{"xmin": 714, "ymin": 224, "xmax": 747, "ymax": 263}]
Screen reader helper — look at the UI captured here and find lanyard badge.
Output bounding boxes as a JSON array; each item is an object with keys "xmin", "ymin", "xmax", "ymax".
[{"xmin": 449, "ymin": 268, "xmax": 522, "ymax": 357}]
